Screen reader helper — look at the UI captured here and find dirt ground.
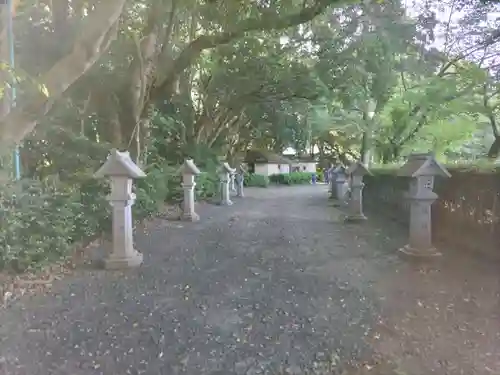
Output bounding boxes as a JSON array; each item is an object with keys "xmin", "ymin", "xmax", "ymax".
[{"xmin": 0, "ymin": 185, "xmax": 498, "ymax": 375}]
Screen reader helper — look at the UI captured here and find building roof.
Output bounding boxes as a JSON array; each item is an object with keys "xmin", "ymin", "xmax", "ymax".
[
  {"xmin": 293, "ymin": 157, "xmax": 317, "ymax": 163},
  {"xmin": 244, "ymin": 150, "xmax": 293, "ymax": 165}
]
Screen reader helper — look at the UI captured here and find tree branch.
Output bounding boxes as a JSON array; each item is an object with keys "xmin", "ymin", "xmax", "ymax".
[
  {"xmin": 151, "ymin": 0, "xmax": 350, "ymax": 100},
  {"xmin": 0, "ymin": 0, "xmax": 127, "ymax": 150}
]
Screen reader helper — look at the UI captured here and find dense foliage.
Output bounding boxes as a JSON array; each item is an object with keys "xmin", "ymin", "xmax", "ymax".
[{"xmin": 245, "ymin": 174, "xmax": 270, "ymax": 188}]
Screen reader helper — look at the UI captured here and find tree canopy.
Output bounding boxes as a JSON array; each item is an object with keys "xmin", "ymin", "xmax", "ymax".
[{"xmin": 0, "ymin": 0, "xmax": 499, "ymax": 179}]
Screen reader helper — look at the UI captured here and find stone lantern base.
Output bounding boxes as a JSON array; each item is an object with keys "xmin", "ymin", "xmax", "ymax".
[
  {"xmin": 331, "ymin": 199, "xmax": 344, "ymax": 207},
  {"xmin": 399, "ymin": 244, "xmax": 442, "ymax": 257},
  {"xmin": 104, "ymin": 250, "xmax": 144, "ymax": 269},
  {"xmin": 343, "ymin": 213, "xmax": 367, "ymax": 223},
  {"xmin": 181, "ymin": 212, "xmax": 200, "ymax": 222}
]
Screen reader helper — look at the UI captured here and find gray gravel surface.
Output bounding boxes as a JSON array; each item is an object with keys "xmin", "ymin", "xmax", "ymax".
[{"xmin": 0, "ymin": 185, "xmax": 399, "ymax": 375}]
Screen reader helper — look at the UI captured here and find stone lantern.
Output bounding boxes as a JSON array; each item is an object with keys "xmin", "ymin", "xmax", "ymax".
[
  {"xmin": 331, "ymin": 166, "xmax": 348, "ymax": 206},
  {"xmin": 344, "ymin": 161, "xmax": 371, "ymax": 222},
  {"xmin": 326, "ymin": 166, "xmax": 333, "ymax": 192},
  {"xmin": 235, "ymin": 164, "xmax": 247, "ymax": 198},
  {"xmin": 94, "ymin": 149, "xmax": 146, "ymax": 269},
  {"xmin": 218, "ymin": 162, "xmax": 235, "ymax": 206},
  {"xmin": 180, "ymin": 159, "xmax": 201, "ymax": 221},
  {"xmin": 398, "ymin": 152, "xmax": 451, "ymax": 256},
  {"xmin": 329, "ymin": 165, "xmax": 344, "ymax": 200},
  {"xmin": 229, "ymin": 166, "xmax": 237, "ymax": 193}
]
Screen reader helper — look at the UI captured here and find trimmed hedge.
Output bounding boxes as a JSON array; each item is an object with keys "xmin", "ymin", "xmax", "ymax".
[
  {"xmin": 244, "ymin": 173, "xmax": 270, "ymax": 187},
  {"xmin": 0, "ymin": 163, "xmax": 219, "ymax": 273},
  {"xmin": 269, "ymin": 172, "xmax": 313, "ymax": 185},
  {"xmin": 316, "ymin": 170, "xmax": 323, "ymax": 181}
]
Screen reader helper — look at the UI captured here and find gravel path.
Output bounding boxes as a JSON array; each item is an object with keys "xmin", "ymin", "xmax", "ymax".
[
  {"xmin": 1, "ymin": 185, "xmax": 498, "ymax": 375},
  {"xmin": 0, "ymin": 185, "xmax": 397, "ymax": 375}
]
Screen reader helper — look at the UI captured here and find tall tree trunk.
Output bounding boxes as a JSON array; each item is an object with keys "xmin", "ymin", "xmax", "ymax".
[
  {"xmin": 360, "ymin": 131, "xmax": 372, "ymax": 165},
  {"xmin": 52, "ymin": 0, "xmax": 70, "ymax": 36},
  {"xmin": 486, "ymin": 96, "xmax": 499, "ymax": 159},
  {"xmin": 0, "ymin": 0, "xmax": 126, "ymax": 153},
  {"xmin": 487, "ymin": 137, "xmax": 500, "ymax": 159}
]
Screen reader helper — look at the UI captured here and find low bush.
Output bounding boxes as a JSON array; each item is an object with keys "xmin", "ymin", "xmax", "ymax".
[
  {"xmin": 196, "ymin": 171, "xmax": 219, "ymax": 200},
  {"xmin": 290, "ymin": 172, "xmax": 313, "ymax": 184},
  {"xmin": 269, "ymin": 173, "xmax": 287, "ymax": 184},
  {"xmin": 244, "ymin": 173, "xmax": 269, "ymax": 187},
  {"xmin": 0, "ymin": 176, "xmax": 105, "ymax": 272},
  {"xmin": 134, "ymin": 164, "xmax": 180, "ymax": 217},
  {"xmin": 269, "ymin": 172, "xmax": 313, "ymax": 185}
]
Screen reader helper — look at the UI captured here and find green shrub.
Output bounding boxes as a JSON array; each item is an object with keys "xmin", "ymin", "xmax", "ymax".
[
  {"xmin": 269, "ymin": 172, "xmax": 313, "ymax": 185},
  {"xmin": 0, "ymin": 179, "xmax": 86, "ymax": 272},
  {"xmin": 244, "ymin": 173, "xmax": 269, "ymax": 187},
  {"xmin": 196, "ymin": 171, "xmax": 219, "ymax": 200},
  {"xmin": 289, "ymin": 172, "xmax": 313, "ymax": 184},
  {"xmin": 269, "ymin": 173, "xmax": 288, "ymax": 184},
  {"xmin": 316, "ymin": 170, "xmax": 323, "ymax": 181}
]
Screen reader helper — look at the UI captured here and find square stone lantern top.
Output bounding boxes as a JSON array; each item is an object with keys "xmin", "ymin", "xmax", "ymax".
[
  {"xmin": 180, "ymin": 159, "xmax": 201, "ymax": 175},
  {"xmin": 330, "ymin": 165, "xmax": 344, "ymax": 174},
  {"xmin": 95, "ymin": 149, "xmax": 146, "ymax": 179},
  {"xmin": 346, "ymin": 161, "xmax": 371, "ymax": 176},
  {"xmin": 219, "ymin": 162, "xmax": 236, "ymax": 174},
  {"xmin": 398, "ymin": 153, "xmax": 451, "ymax": 178}
]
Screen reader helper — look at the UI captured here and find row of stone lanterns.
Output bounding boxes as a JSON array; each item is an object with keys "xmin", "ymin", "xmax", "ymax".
[
  {"xmin": 327, "ymin": 152, "xmax": 451, "ymax": 257},
  {"xmin": 94, "ymin": 149, "xmax": 245, "ymax": 269},
  {"xmin": 327, "ymin": 162, "xmax": 371, "ymax": 222}
]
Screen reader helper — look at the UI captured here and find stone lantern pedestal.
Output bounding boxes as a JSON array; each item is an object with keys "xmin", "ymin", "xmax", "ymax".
[
  {"xmin": 329, "ymin": 165, "xmax": 344, "ymax": 200},
  {"xmin": 344, "ymin": 162, "xmax": 371, "ymax": 222},
  {"xmin": 398, "ymin": 153, "xmax": 451, "ymax": 257},
  {"xmin": 332, "ymin": 168, "xmax": 348, "ymax": 207},
  {"xmin": 326, "ymin": 166, "xmax": 334, "ymax": 193},
  {"xmin": 95, "ymin": 149, "xmax": 146, "ymax": 269},
  {"xmin": 218, "ymin": 162, "xmax": 235, "ymax": 206},
  {"xmin": 229, "ymin": 169, "xmax": 237, "ymax": 194},
  {"xmin": 235, "ymin": 164, "xmax": 247, "ymax": 198},
  {"xmin": 180, "ymin": 159, "xmax": 201, "ymax": 221}
]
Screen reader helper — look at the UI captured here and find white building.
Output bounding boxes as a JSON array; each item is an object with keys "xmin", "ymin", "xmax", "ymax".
[
  {"xmin": 244, "ymin": 150, "xmax": 293, "ymax": 176},
  {"xmin": 290, "ymin": 159, "xmax": 317, "ymax": 173}
]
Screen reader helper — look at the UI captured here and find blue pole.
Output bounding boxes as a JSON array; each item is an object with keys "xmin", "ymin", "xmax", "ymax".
[{"xmin": 7, "ymin": 0, "xmax": 20, "ymax": 179}]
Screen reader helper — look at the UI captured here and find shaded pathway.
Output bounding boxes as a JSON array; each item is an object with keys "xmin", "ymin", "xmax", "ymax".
[
  {"xmin": 0, "ymin": 185, "xmax": 398, "ymax": 375},
  {"xmin": 2, "ymin": 185, "xmax": 499, "ymax": 375}
]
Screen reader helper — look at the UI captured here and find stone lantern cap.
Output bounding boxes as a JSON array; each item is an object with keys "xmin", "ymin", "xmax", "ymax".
[
  {"xmin": 95, "ymin": 149, "xmax": 146, "ymax": 178},
  {"xmin": 332, "ymin": 165, "xmax": 345, "ymax": 174},
  {"xmin": 398, "ymin": 153, "xmax": 451, "ymax": 178},
  {"xmin": 219, "ymin": 162, "xmax": 236, "ymax": 174},
  {"xmin": 346, "ymin": 161, "xmax": 371, "ymax": 176},
  {"xmin": 179, "ymin": 159, "xmax": 201, "ymax": 176}
]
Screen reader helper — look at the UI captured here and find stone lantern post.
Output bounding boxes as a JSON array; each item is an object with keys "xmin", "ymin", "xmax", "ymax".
[
  {"xmin": 332, "ymin": 167, "xmax": 348, "ymax": 206},
  {"xmin": 229, "ymin": 167, "xmax": 237, "ymax": 193},
  {"xmin": 326, "ymin": 166, "xmax": 333, "ymax": 193},
  {"xmin": 329, "ymin": 165, "xmax": 344, "ymax": 199},
  {"xmin": 94, "ymin": 149, "xmax": 146, "ymax": 269},
  {"xmin": 180, "ymin": 159, "xmax": 201, "ymax": 221},
  {"xmin": 398, "ymin": 153, "xmax": 451, "ymax": 256},
  {"xmin": 344, "ymin": 161, "xmax": 371, "ymax": 222},
  {"xmin": 218, "ymin": 162, "xmax": 235, "ymax": 206},
  {"xmin": 235, "ymin": 164, "xmax": 247, "ymax": 198}
]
